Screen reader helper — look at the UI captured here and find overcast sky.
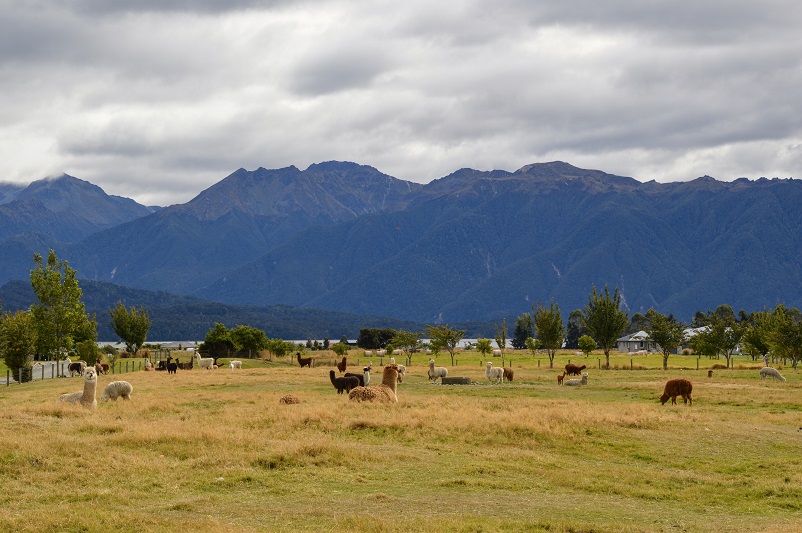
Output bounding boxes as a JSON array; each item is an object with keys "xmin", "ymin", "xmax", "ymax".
[{"xmin": 2, "ymin": 1, "xmax": 801, "ymax": 206}]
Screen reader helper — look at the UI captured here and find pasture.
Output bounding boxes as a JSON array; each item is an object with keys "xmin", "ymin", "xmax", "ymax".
[{"xmin": 0, "ymin": 350, "xmax": 800, "ymax": 532}]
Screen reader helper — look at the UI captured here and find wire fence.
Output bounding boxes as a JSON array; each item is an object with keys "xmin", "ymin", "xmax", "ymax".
[{"xmin": 3, "ymin": 359, "xmax": 146, "ymax": 386}]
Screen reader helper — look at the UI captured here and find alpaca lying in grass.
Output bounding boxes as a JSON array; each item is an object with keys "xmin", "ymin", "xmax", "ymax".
[
  {"xmin": 564, "ymin": 372, "xmax": 588, "ymax": 386},
  {"xmin": 660, "ymin": 378, "xmax": 692, "ymax": 405},
  {"xmin": 348, "ymin": 364, "xmax": 399, "ymax": 403},
  {"xmin": 58, "ymin": 367, "xmax": 97, "ymax": 409},
  {"xmin": 101, "ymin": 381, "xmax": 133, "ymax": 401},
  {"xmin": 344, "ymin": 367, "xmax": 371, "ymax": 387}
]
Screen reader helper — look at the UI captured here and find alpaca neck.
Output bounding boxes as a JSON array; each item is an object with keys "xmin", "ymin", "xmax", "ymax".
[
  {"xmin": 82, "ymin": 377, "xmax": 96, "ymax": 404},
  {"xmin": 381, "ymin": 369, "xmax": 398, "ymax": 392}
]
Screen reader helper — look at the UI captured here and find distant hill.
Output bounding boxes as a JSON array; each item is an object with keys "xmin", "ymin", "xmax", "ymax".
[{"xmin": 1, "ymin": 161, "xmax": 800, "ymax": 326}]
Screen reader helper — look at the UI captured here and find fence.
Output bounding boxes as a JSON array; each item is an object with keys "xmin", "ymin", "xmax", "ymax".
[{"xmin": 4, "ymin": 359, "xmax": 145, "ymax": 386}]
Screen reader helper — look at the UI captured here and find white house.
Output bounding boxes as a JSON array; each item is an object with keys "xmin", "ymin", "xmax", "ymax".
[{"xmin": 616, "ymin": 330, "xmax": 656, "ymax": 353}]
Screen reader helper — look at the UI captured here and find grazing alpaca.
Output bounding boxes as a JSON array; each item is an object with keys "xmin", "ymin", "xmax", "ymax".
[
  {"xmin": 68, "ymin": 361, "xmax": 86, "ymax": 377},
  {"xmin": 485, "ymin": 362, "xmax": 504, "ymax": 384},
  {"xmin": 101, "ymin": 380, "xmax": 133, "ymax": 401},
  {"xmin": 759, "ymin": 367, "xmax": 786, "ymax": 382},
  {"xmin": 344, "ymin": 367, "xmax": 371, "ymax": 387},
  {"xmin": 336, "ymin": 356, "xmax": 347, "ymax": 373},
  {"xmin": 565, "ymin": 363, "xmax": 586, "ymax": 376},
  {"xmin": 503, "ymin": 367, "xmax": 514, "ymax": 382},
  {"xmin": 348, "ymin": 364, "xmax": 399, "ymax": 403},
  {"xmin": 330, "ymin": 370, "xmax": 359, "ymax": 394},
  {"xmin": 660, "ymin": 378, "xmax": 693, "ymax": 405},
  {"xmin": 564, "ymin": 372, "xmax": 588, "ymax": 386},
  {"xmin": 428, "ymin": 359, "xmax": 448, "ymax": 382},
  {"xmin": 58, "ymin": 367, "xmax": 98, "ymax": 409},
  {"xmin": 229, "ymin": 360, "xmax": 242, "ymax": 370},
  {"xmin": 297, "ymin": 352, "xmax": 314, "ymax": 368},
  {"xmin": 557, "ymin": 372, "xmax": 565, "ymax": 385}
]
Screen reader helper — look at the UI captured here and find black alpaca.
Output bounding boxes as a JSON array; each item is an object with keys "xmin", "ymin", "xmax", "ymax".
[{"xmin": 330, "ymin": 370, "xmax": 359, "ymax": 394}]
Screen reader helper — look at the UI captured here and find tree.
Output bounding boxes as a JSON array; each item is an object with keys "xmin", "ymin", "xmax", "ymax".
[
  {"xmin": 425, "ymin": 324, "xmax": 465, "ymax": 365},
  {"xmin": 564, "ymin": 309, "xmax": 586, "ymax": 349},
  {"xmin": 494, "ymin": 319, "xmax": 508, "ymax": 355},
  {"xmin": 476, "ymin": 338, "xmax": 493, "ymax": 358},
  {"xmin": 582, "ymin": 286, "xmax": 629, "ymax": 369},
  {"xmin": 0, "ymin": 310, "xmax": 37, "ymax": 383},
  {"xmin": 30, "ymin": 250, "xmax": 95, "ymax": 360},
  {"xmin": 511, "ymin": 313, "xmax": 534, "ymax": 349},
  {"xmin": 332, "ymin": 342, "xmax": 349, "ymax": 358},
  {"xmin": 577, "ymin": 335, "xmax": 596, "ymax": 357},
  {"xmin": 230, "ymin": 325, "xmax": 268, "ymax": 357},
  {"xmin": 741, "ymin": 309, "xmax": 774, "ymax": 362},
  {"xmin": 645, "ymin": 309, "xmax": 685, "ymax": 370},
  {"xmin": 201, "ymin": 323, "xmax": 236, "ymax": 358},
  {"xmin": 689, "ymin": 312, "xmax": 743, "ymax": 366},
  {"xmin": 625, "ymin": 312, "xmax": 649, "ymax": 335},
  {"xmin": 533, "ymin": 301, "xmax": 565, "ymax": 368},
  {"xmin": 75, "ymin": 339, "xmax": 101, "ymax": 366},
  {"xmin": 525, "ymin": 337, "xmax": 541, "ymax": 357},
  {"xmin": 265, "ymin": 338, "xmax": 294, "ymax": 360},
  {"xmin": 390, "ymin": 330, "xmax": 422, "ymax": 359},
  {"xmin": 109, "ymin": 301, "xmax": 151, "ymax": 355},
  {"xmin": 770, "ymin": 305, "xmax": 802, "ymax": 369},
  {"xmin": 357, "ymin": 328, "xmax": 396, "ymax": 350}
]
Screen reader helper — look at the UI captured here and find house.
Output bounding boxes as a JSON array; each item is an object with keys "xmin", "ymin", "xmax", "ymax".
[{"xmin": 616, "ymin": 330, "xmax": 656, "ymax": 353}]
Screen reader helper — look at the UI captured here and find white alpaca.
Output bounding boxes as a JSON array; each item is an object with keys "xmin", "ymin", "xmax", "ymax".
[
  {"xmin": 564, "ymin": 373, "xmax": 588, "ymax": 386},
  {"xmin": 195, "ymin": 352, "xmax": 214, "ymax": 370},
  {"xmin": 58, "ymin": 367, "xmax": 97, "ymax": 409},
  {"xmin": 485, "ymin": 361, "xmax": 504, "ymax": 384},
  {"xmin": 759, "ymin": 367, "xmax": 786, "ymax": 382},
  {"xmin": 428, "ymin": 359, "xmax": 448, "ymax": 382},
  {"xmin": 101, "ymin": 381, "xmax": 133, "ymax": 401},
  {"xmin": 229, "ymin": 360, "xmax": 242, "ymax": 370}
]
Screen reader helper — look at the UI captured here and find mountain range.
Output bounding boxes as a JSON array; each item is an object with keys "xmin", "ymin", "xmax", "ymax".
[{"xmin": 1, "ymin": 161, "xmax": 800, "ymax": 336}]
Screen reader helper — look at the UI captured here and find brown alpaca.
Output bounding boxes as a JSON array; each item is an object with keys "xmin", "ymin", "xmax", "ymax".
[
  {"xmin": 660, "ymin": 378, "xmax": 693, "ymax": 406},
  {"xmin": 330, "ymin": 370, "xmax": 359, "ymax": 394},
  {"xmin": 58, "ymin": 367, "xmax": 98, "ymax": 409},
  {"xmin": 336, "ymin": 356, "xmax": 347, "ymax": 373},
  {"xmin": 565, "ymin": 363, "xmax": 586, "ymax": 376},
  {"xmin": 297, "ymin": 352, "xmax": 314, "ymax": 368},
  {"xmin": 557, "ymin": 372, "xmax": 565, "ymax": 385},
  {"xmin": 502, "ymin": 367, "xmax": 514, "ymax": 382},
  {"xmin": 348, "ymin": 364, "xmax": 399, "ymax": 404},
  {"xmin": 707, "ymin": 370, "xmax": 713, "ymax": 378}
]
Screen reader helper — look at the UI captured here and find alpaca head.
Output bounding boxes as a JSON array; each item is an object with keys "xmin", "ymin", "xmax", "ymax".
[
  {"xmin": 84, "ymin": 367, "xmax": 97, "ymax": 383},
  {"xmin": 429, "ymin": 359, "xmax": 435, "ymax": 366},
  {"xmin": 486, "ymin": 362, "xmax": 493, "ymax": 368}
]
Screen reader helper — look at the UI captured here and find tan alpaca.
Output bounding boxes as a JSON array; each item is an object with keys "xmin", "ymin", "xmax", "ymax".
[
  {"xmin": 58, "ymin": 367, "xmax": 98, "ymax": 409},
  {"xmin": 348, "ymin": 364, "xmax": 399, "ymax": 403}
]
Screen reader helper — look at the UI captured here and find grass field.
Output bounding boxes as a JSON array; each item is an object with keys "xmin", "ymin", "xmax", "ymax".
[{"xmin": 1, "ymin": 350, "xmax": 800, "ymax": 532}]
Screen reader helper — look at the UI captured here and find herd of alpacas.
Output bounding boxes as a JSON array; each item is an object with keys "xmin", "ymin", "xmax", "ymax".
[{"xmin": 55, "ymin": 348, "xmax": 791, "ymax": 410}]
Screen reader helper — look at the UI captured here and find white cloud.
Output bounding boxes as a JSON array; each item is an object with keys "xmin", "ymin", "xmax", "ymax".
[{"xmin": 1, "ymin": 1, "xmax": 801, "ymax": 205}]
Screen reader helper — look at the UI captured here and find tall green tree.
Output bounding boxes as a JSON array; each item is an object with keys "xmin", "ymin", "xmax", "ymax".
[
  {"xmin": 425, "ymin": 324, "xmax": 465, "ymax": 365},
  {"xmin": 109, "ymin": 301, "xmax": 151, "ymax": 354},
  {"xmin": 582, "ymin": 286, "xmax": 629, "ymax": 369},
  {"xmin": 201, "ymin": 323, "xmax": 236, "ymax": 358},
  {"xmin": 356, "ymin": 328, "xmax": 396, "ymax": 350},
  {"xmin": 476, "ymin": 338, "xmax": 493, "ymax": 358},
  {"xmin": 0, "ymin": 310, "xmax": 37, "ymax": 382},
  {"xmin": 741, "ymin": 309, "xmax": 774, "ymax": 362},
  {"xmin": 494, "ymin": 319, "xmax": 508, "ymax": 355},
  {"xmin": 689, "ymin": 312, "xmax": 743, "ymax": 366},
  {"xmin": 645, "ymin": 309, "xmax": 685, "ymax": 370},
  {"xmin": 564, "ymin": 309, "xmax": 587, "ymax": 349},
  {"xmin": 525, "ymin": 337, "xmax": 541, "ymax": 357},
  {"xmin": 533, "ymin": 301, "xmax": 565, "ymax": 368},
  {"xmin": 770, "ymin": 305, "xmax": 802, "ymax": 369},
  {"xmin": 511, "ymin": 313, "xmax": 534, "ymax": 349},
  {"xmin": 390, "ymin": 329, "xmax": 422, "ymax": 357},
  {"xmin": 230, "ymin": 325, "xmax": 269, "ymax": 357},
  {"xmin": 625, "ymin": 312, "xmax": 649, "ymax": 335},
  {"xmin": 30, "ymin": 250, "xmax": 95, "ymax": 360}
]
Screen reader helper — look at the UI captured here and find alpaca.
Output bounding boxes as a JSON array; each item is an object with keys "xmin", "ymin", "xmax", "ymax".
[
  {"xmin": 428, "ymin": 359, "xmax": 448, "ymax": 382},
  {"xmin": 58, "ymin": 367, "xmax": 98, "ymax": 409},
  {"xmin": 330, "ymin": 370, "xmax": 359, "ymax": 394},
  {"xmin": 68, "ymin": 361, "xmax": 85, "ymax": 377},
  {"xmin": 707, "ymin": 370, "xmax": 713, "ymax": 378},
  {"xmin": 557, "ymin": 372, "xmax": 565, "ymax": 385},
  {"xmin": 195, "ymin": 352, "xmax": 214, "ymax": 370},
  {"xmin": 759, "ymin": 367, "xmax": 786, "ymax": 382},
  {"xmin": 503, "ymin": 367, "xmax": 514, "ymax": 382},
  {"xmin": 279, "ymin": 394, "xmax": 300, "ymax": 404},
  {"xmin": 348, "ymin": 364, "xmax": 399, "ymax": 403},
  {"xmin": 167, "ymin": 359, "xmax": 178, "ymax": 374},
  {"xmin": 297, "ymin": 352, "xmax": 314, "ymax": 368},
  {"xmin": 485, "ymin": 361, "xmax": 504, "ymax": 384},
  {"xmin": 144, "ymin": 359, "xmax": 154, "ymax": 372},
  {"xmin": 344, "ymin": 367, "xmax": 371, "ymax": 387},
  {"xmin": 336, "ymin": 356, "xmax": 347, "ymax": 373},
  {"xmin": 178, "ymin": 358, "xmax": 194, "ymax": 370},
  {"xmin": 229, "ymin": 360, "xmax": 242, "ymax": 370},
  {"xmin": 101, "ymin": 380, "xmax": 133, "ymax": 401},
  {"xmin": 564, "ymin": 372, "xmax": 588, "ymax": 387},
  {"xmin": 660, "ymin": 378, "xmax": 693, "ymax": 405},
  {"xmin": 565, "ymin": 363, "xmax": 586, "ymax": 376}
]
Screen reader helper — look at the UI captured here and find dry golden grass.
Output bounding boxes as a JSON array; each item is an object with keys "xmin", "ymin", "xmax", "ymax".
[{"xmin": 0, "ymin": 354, "xmax": 800, "ymax": 532}]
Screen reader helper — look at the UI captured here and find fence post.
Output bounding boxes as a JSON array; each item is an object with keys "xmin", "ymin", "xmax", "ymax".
[
  {"xmin": 631, "ymin": 358, "xmax": 633, "ymax": 370},
  {"xmin": 6, "ymin": 370, "xmax": 9, "ymax": 386},
  {"xmin": 598, "ymin": 358, "xmax": 601, "ymax": 369}
]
